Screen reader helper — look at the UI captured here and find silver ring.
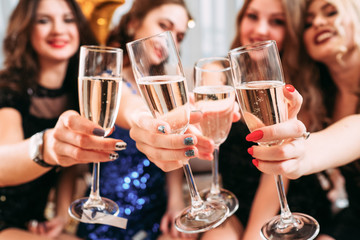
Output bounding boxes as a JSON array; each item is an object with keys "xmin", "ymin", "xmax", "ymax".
[
  {"xmin": 302, "ymin": 132, "xmax": 310, "ymax": 140},
  {"xmin": 29, "ymin": 219, "xmax": 38, "ymax": 228}
]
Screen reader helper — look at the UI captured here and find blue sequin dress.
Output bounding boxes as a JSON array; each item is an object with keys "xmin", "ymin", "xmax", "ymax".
[{"xmin": 77, "ymin": 82, "xmax": 167, "ymax": 240}]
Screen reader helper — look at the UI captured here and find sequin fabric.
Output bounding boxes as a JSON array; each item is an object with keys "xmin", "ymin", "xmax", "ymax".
[{"xmin": 76, "ymin": 125, "xmax": 167, "ymax": 240}]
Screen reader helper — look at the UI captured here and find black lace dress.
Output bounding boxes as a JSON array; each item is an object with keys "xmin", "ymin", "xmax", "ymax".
[{"xmin": 0, "ymin": 84, "xmax": 68, "ymax": 231}]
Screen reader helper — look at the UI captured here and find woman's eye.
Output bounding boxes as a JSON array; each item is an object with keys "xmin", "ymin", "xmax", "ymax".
[
  {"xmin": 271, "ymin": 19, "xmax": 285, "ymax": 26},
  {"xmin": 327, "ymin": 10, "xmax": 338, "ymax": 17},
  {"xmin": 64, "ymin": 18, "xmax": 75, "ymax": 23},
  {"xmin": 246, "ymin": 13, "xmax": 258, "ymax": 20},
  {"xmin": 159, "ymin": 22, "xmax": 170, "ymax": 30},
  {"xmin": 36, "ymin": 18, "xmax": 49, "ymax": 24}
]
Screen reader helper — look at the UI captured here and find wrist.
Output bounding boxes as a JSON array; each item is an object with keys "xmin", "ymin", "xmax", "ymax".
[{"xmin": 29, "ymin": 130, "xmax": 58, "ymax": 168}]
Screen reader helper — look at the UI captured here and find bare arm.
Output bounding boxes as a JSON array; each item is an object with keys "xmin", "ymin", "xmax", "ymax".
[
  {"xmin": 0, "ymin": 108, "xmax": 123, "ymax": 186},
  {"xmin": 242, "ymin": 173, "xmax": 286, "ymax": 240},
  {"xmin": 252, "ymin": 114, "xmax": 360, "ymax": 179},
  {"xmin": 0, "ymin": 108, "xmax": 52, "ymax": 186}
]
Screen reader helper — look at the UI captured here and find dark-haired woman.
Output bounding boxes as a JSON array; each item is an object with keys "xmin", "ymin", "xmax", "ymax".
[{"xmin": 0, "ymin": 0, "xmax": 100, "ymax": 239}]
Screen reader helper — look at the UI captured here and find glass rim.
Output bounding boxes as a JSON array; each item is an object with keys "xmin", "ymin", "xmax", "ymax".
[
  {"xmin": 194, "ymin": 56, "xmax": 231, "ymax": 73},
  {"xmin": 228, "ymin": 40, "xmax": 275, "ymax": 55},
  {"xmin": 80, "ymin": 45, "xmax": 123, "ymax": 53},
  {"xmin": 126, "ymin": 31, "xmax": 172, "ymax": 48}
]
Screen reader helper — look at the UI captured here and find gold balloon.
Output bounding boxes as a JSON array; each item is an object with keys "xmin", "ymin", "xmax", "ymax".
[{"xmin": 76, "ymin": 0, "xmax": 125, "ymax": 45}]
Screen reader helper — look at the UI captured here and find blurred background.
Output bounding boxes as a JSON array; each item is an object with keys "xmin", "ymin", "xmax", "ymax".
[{"xmin": 0, "ymin": 0, "xmax": 244, "ymax": 73}]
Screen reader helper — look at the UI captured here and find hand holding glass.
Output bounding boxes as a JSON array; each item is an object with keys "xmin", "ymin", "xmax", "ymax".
[
  {"xmin": 229, "ymin": 40, "xmax": 319, "ymax": 239},
  {"xmin": 126, "ymin": 31, "xmax": 228, "ymax": 233},
  {"xmin": 193, "ymin": 57, "xmax": 239, "ymax": 216},
  {"xmin": 69, "ymin": 46, "xmax": 123, "ymax": 222}
]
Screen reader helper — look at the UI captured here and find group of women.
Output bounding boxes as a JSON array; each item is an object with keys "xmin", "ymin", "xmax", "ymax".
[{"xmin": 0, "ymin": 0, "xmax": 360, "ymax": 240}]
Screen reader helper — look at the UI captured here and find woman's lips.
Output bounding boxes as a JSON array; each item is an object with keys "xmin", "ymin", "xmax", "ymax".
[
  {"xmin": 154, "ymin": 47, "xmax": 163, "ymax": 59},
  {"xmin": 314, "ymin": 31, "xmax": 334, "ymax": 44},
  {"xmin": 48, "ymin": 40, "xmax": 67, "ymax": 48}
]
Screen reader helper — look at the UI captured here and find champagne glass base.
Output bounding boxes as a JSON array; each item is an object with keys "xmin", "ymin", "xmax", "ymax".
[
  {"xmin": 201, "ymin": 188, "xmax": 239, "ymax": 217},
  {"xmin": 260, "ymin": 212, "xmax": 320, "ymax": 240},
  {"xmin": 69, "ymin": 197, "xmax": 119, "ymax": 223},
  {"xmin": 174, "ymin": 201, "xmax": 229, "ymax": 234}
]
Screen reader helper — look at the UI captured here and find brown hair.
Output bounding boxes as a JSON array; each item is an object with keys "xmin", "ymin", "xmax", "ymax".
[
  {"xmin": 230, "ymin": 0, "xmax": 324, "ymax": 131},
  {"xmin": 106, "ymin": 0, "xmax": 192, "ymax": 57},
  {"xmin": 0, "ymin": 0, "xmax": 98, "ymax": 104}
]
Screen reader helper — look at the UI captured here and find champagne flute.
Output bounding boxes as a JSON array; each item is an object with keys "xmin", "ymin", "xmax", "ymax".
[
  {"xmin": 193, "ymin": 57, "xmax": 239, "ymax": 216},
  {"xmin": 126, "ymin": 31, "xmax": 228, "ymax": 233},
  {"xmin": 228, "ymin": 40, "xmax": 319, "ymax": 239},
  {"xmin": 69, "ymin": 45, "xmax": 123, "ymax": 222}
]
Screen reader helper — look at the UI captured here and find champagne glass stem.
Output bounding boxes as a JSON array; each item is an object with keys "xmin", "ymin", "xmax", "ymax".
[
  {"xmin": 182, "ymin": 162, "xmax": 203, "ymax": 209},
  {"xmin": 274, "ymin": 174, "xmax": 293, "ymax": 224},
  {"xmin": 210, "ymin": 146, "xmax": 220, "ymax": 195},
  {"xmin": 85, "ymin": 162, "xmax": 104, "ymax": 207}
]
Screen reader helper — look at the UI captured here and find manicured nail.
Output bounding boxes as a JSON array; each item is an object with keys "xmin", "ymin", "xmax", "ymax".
[
  {"xmin": 247, "ymin": 147, "xmax": 253, "ymax": 156},
  {"xmin": 246, "ymin": 130, "xmax": 264, "ymax": 141},
  {"xmin": 109, "ymin": 153, "xmax": 119, "ymax": 160},
  {"xmin": 157, "ymin": 125, "xmax": 166, "ymax": 134},
  {"xmin": 252, "ymin": 159, "xmax": 259, "ymax": 167},
  {"xmin": 285, "ymin": 84, "xmax": 295, "ymax": 93},
  {"xmin": 184, "ymin": 137, "xmax": 194, "ymax": 146},
  {"xmin": 115, "ymin": 142, "xmax": 127, "ymax": 151},
  {"xmin": 185, "ymin": 149, "xmax": 195, "ymax": 157},
  {"xmin": 93, "ymin": 128, "xmax": 105, "ymax": 136}
]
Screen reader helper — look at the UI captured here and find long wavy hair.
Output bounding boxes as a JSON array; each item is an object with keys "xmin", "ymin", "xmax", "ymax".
[
  {"xmin": 298, "ymin": 0, "xmax": 360, "ymax": 132},
  {"xmin": 0, "ymin": 0, "xmax": 98, "ymax": 109},
  {"xmin": 230, "ymin": 0, "xmax": 325, "ymax": 131},
  {"xmin": 309, "ymin": 0, "xmax": 360, "ymax": 118},
  {"xmin": 106, "ymin": 0, "xmax": 192, "ymax": 59}
]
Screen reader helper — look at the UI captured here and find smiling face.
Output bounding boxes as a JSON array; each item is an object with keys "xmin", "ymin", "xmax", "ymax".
[
  {"xmin": 303, "ymin": 0, "xmax": 354, "ymax": 63},
  {"xmin": 239, "ymin": 0, "xmax": 286, "ymax": 51},
  {"xmin": 131, "ymin": 3, "xmax": 188, "ymax": 50},
  {"xmin": 31, "ymin": 0, "xmax": 80, "ymax": 63}
]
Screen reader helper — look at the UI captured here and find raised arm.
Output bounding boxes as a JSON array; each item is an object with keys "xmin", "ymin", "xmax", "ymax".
[
  {"xmin": 253, "ymin": 114, "xmax": 360, "ymax": 179},
  {"xmin": 0, "ymin": 108, "xmax": 124, "ymax": 187}
]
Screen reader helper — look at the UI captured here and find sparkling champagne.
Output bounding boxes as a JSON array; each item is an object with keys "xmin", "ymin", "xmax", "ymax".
[
  {"xmin": 236, "ymin": 80, "xmax": 287, "ymax": 145},
  {"xmin": 194, "ymin": 85, "xmax": 235, "ymax": 145},
  {"xmin": 138, "ymin": 75, "xmax": 190, "ymax": 134},
  {"xmin": 79, "ymin": 76, "xmax": 122, "ymax": 136}
]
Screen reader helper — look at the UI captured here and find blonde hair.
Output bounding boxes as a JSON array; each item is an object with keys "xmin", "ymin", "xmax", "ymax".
[
  {"xmin": 300, "ymin": 0, "xmax": 360, "ymax": 131},
  {"xmin": 326, "ymin": 0, "xmax": 360, "ymax": 64}
]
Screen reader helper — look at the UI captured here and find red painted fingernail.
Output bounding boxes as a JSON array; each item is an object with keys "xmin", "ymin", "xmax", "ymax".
[
  {"xmin": 246, "ymin": 130, "xmax": 264, "ymax": 141},
  {"xmin": 252, "ymin": 159, "xmax": 259, "ymax": 167},
  {"xmin": 247, "ymin": 147, "xmax": 253, "ymax": 156},
  {"xmin": 285, "ymin": 84, "xmax": 295, "ymax": 92}
]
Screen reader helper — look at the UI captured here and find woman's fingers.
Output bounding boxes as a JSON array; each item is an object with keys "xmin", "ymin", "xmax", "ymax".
[
  {"xmin": 50, "ymin": 140, "xmax": 119, "ymax": 166},
  {"xmin": 44, "ymin": 110, "xmax": 127, "ymax": 167},
  {"xmin": 251, "ymin": 138, "xmax": 305, "ymax": 161},
  {"xmin": 249, "ymin": 136, "xmax": 307, "ymax": 179},
  {"xmin": 57, "ymin": 110, "xmax": 103, "ymax": 135},
  {"xmin": 283, "ymin": 84, "xmax": 303, "ymax": 120},
  {"xmin": 246, "ymin": 119, "xmax": 307, "ymax": 143},
  {"xmin": 51, "ymin": 126, "xmax": 124, "ymax": 152},
  {"xmin": 189, "ymin": 110, "xmax": 203, "ymax": 124},
  {"xmin": 130, "ymin": 121, "xmax": 199, "ymax": 150}
]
